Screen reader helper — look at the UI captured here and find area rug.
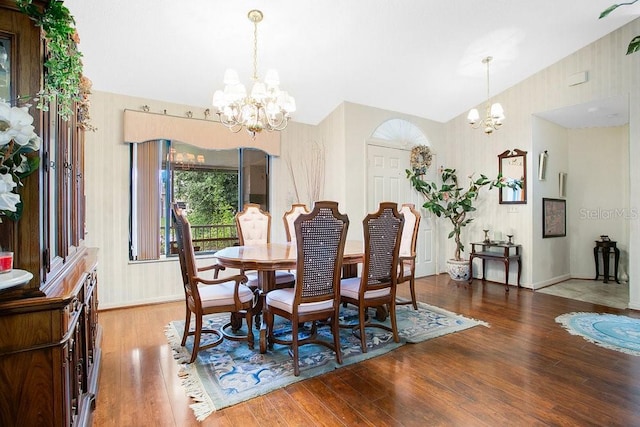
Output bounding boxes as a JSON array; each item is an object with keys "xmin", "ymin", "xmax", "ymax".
[
  {"xmin": 165, "ymin": 302, "xmax": 488, "ymax": 420},
  {"xmin": 556, "ymin": 312, "xmax": 640, "ymax": 356}
]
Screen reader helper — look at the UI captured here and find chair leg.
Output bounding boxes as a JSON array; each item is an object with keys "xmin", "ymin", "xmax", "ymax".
[
  {"xmin": 389, "ymin": 301, "xmax": 400, "ymax": 343},
  {"xmin": 265, "ymin": 307, "xmax": 274, "ymax": 348},
  {"xmin": 181, "ymin": 305, "xmax": 191, "ymax": 346},
  {"xmin": 332, "ymin": 312, "xmax": 343, "ymax": 365},
  {"xmin": 292, "ymin": 319, "xmax": 300, "ymax": 376},
  {"xmin": 409, "ymin": 276, "xmax": 418, "ymax": 310},
  {"xmin": 358, "ymin": 305, "xmax": 367, "ymax": 353},
  {"xmin": 245, "ymin": 310, "xmax": 255, "ymax": 350},
  {"xmin": 190, "ymin": 314, "xmax": 203, "ymax": 363},
  {"xmin": 253, "ymin": 291, "xmax": 263, "ymax": 330}
]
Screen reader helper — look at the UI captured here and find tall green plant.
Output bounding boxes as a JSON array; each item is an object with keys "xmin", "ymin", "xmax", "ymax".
[
  {"xmin": 407, "ymin": 167, "xmax": 504, "ymax": 261},
  {"xmin": 600, "ymin": 1, "xmax": 640, "ymax": 55}
]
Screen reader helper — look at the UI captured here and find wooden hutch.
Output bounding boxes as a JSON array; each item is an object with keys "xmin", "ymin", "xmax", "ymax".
[{"xmin": 0, "ymin": 1, "xmax": 100, "ymax": 426}]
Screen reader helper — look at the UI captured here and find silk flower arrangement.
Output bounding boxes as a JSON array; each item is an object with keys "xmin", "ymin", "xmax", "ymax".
[{"xmin": 0, "ymin": 101, "xmax": 41, "ymax": 221}]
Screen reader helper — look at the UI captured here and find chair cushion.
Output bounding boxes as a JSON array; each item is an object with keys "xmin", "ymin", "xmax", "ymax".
[
  {"xmin": 266, "ymin": 288, "xmax": 334, "ymax": 314},
  {"xmin": 284, "ymin": 206, "xmax": 307, "ymax": 245},
  {"xmin": 238, "ymin": 207, "xmax": 270, "ymax": 245},
  {"xmin": 399, "ymin": 206, "xmax": 417, "ymax": 257},
  {"xmin": 340, "ymin": 276, "xmax": 391, "ymax": 300},
  {"xmin": 199, "ymin": 282, "xmax": 254, "ymax": 308}
]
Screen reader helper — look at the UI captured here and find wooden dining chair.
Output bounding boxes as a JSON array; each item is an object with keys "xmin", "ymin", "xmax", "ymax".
[
  {"xmin": 397, "ymin": 203, "xmax": 421, "ymax": 310},
  {"xmin": 235, "ymin": 203, "xmax": 296, "ymax": 288},
  {"xmin": 172, "ymin": 204, "xmax": 256, "ymax": 363},
  {"xmin": 282, "ymin": 203, "xmax": 309, "ymax": 245},
  {"xmin": 340, "ymin": 202, "xmax": 404, "ymax": 352},
  {"xmin": 265, "ymin": 201, "xmax": 349, "ymax": 376}
]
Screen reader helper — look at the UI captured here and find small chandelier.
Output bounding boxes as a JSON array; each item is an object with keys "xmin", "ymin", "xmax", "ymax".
[
  {"xmin": 212, "ymin": 10, "xmax": 296, "ymax": 138},
  {"xmin": 467, "ymin": 56, "xmax": 505, "ymax": 135}
]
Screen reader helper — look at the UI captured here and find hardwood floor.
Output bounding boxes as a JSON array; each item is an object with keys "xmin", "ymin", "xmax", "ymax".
[{"xmin": 93, "ymin": 275, "xmax": 640, "ymax": 426}]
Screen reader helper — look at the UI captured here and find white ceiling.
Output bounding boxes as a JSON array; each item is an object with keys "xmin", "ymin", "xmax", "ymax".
[{"xmin": 64, "ymin": 0, "xmax": 638, "ymax": 127}]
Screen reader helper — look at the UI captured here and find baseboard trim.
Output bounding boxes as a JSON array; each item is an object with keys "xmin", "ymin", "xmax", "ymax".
[
  {"xmin": 532, "ymin": 274, "xmax": 571, "ymax": 290},
  {"xmin": 98, "ymin": 294, "xmax": 183, "ymax": 311}
]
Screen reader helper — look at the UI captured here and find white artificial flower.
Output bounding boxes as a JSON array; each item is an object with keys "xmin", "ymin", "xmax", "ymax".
[
  {"xmin": 0, "ymin": 101, "xmax": 38, "ymax": 147},
  {"xmin": 0, "ymin": 173, "xmax": 19, "ymax": 212},
  {"xmin": 21, "ymin": 135, "xmax": 41, "ymax": 153}
]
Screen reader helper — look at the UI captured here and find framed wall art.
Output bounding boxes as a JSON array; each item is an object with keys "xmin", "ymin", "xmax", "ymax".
[{"xmin": 542, "ymin": 198, "xmax": 566, "ymax": 238}]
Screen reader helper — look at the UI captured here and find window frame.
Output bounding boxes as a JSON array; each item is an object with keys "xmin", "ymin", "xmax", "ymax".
[{"xmin": 129, "ymin": 141, "xmax": 270, "ymax": 261}]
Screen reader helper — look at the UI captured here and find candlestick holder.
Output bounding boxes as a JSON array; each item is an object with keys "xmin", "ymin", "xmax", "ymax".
[
  {"xmin": 506, "ymin": 234, "xmax": 514, "ymax": 245},
  {"xmin": 483, "ymin": 230, "xmax": 490, "ymax": 243}
]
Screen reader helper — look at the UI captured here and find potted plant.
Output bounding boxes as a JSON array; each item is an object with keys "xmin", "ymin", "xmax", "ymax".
[{"xmin": 406, "ymin": 167, "xmax": 504, "ymax": 280}]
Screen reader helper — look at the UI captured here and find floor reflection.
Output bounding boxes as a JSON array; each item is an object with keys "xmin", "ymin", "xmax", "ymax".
[{"xmin": 537, "ymin": 279, "xmax": 628, "ymax": 309}]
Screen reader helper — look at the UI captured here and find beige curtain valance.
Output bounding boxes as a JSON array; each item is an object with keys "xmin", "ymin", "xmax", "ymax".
[{"xmin": 123, "ymin": 109, "xmax": 281, "ymax": 156}]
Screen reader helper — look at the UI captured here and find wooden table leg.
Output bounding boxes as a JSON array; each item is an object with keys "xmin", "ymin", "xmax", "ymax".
[
  {"xmin": 614, "ymin": 247, "xmax": 620, "ymax": 284},
  {"xmin": 602, "ymin": 246, "xmax": 610, "ymax": 283},
  {"xmin": 593, "ymin": 246, "xmax": 600, "ymax": 280},
  {"xmin": 258, "ymin": 270, "xmax": 276, "ymax": 354},
  {"xmin": 342, "ymin": 263, "xmax": 358, "ymax": 279},
  {"xmin": 503, "ymin": 259, "xmax": 510, "ymax": 292}
]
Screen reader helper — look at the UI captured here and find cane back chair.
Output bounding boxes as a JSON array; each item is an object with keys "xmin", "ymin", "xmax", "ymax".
[
  {"xmin": 339, "ymin": 202, "xmax": 404, "ymax": 352},
  {"xmin": 265, "ymin": 201, "xmax": 349, "ymax": 376},
  {"xmin": 172, "ymin": 204, "xmax": 256, "ymax": 363}
]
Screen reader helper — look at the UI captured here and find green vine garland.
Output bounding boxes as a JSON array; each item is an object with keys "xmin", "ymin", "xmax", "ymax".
[{"xmin": 16, "ymin": 0, "xmax": 86, "ymax": 122}]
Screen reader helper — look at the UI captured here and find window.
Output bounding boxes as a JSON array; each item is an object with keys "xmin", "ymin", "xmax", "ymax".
[{"xmin": 130, "ymin": 140, "xmax": 269, "ymax": 261}]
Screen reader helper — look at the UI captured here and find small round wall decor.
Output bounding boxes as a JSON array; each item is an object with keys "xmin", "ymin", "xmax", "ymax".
[{"xmin": 410, "ymin": 145, "xmax": 432, "ymax": 175}]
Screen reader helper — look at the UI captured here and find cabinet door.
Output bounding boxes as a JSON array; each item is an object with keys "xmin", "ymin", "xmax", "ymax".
[
  {"xmin": 66, "ymin": 318, "xmax": 85, "ymax": 427},
  {"xmin": 0, "ymin": 2, "xmax": 45, "ymax": 296}
]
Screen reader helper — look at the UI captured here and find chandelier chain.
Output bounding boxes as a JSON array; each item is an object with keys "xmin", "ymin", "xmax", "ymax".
[
  {"xmin": 252, "ymin": 17, "xmax": 259, "ymax": 81},
  {"xmin": 467, "ymin": 55, "xmax": 504, "ymax": 135},
  {"xmin": 485, "ymin": 59, "xmax": 490, "ymax": 101}
]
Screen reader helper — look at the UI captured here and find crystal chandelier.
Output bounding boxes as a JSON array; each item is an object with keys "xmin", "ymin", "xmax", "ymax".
[
  {"xmin": 467, "ymin": 56, "xmax": 505, "ymax": 135},
  {"xmin": 212, "ymin": 10, "xmax": 296, "ymax": 138}
]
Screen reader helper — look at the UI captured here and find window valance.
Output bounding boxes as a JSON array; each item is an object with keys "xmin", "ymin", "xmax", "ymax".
[{"xmin": 123, "ymin": 109, "xmax": 281, "ymax": 156}]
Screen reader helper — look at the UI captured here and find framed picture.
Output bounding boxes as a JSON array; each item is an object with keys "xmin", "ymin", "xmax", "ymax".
[{"xmin": 542, "ymin": 198, "xmax": 566, "ymax": 238}]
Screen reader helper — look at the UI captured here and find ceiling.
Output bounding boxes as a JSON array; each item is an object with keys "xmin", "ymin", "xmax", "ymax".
[{"xmin": 63, "ymin": 0, "xmax": 638, "ymax": 128}]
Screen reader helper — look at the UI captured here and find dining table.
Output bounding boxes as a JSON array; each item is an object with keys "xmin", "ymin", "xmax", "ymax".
[{"xmin": 215, "ymin": 240, "xmax": 364, "ymax": 353}]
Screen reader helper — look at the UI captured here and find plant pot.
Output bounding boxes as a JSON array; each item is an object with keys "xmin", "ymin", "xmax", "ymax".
[{"xmin": 446, "ymin": 259, "xmax": 470, "ymax": 281}]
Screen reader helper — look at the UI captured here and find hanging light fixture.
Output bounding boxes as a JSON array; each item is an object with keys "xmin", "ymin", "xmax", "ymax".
[
  {"xmin": 467, "ymin": 56, "xmax": 504, "ymax": 135},
  {"xmin": 212, "ymin": 10, "xmax": 296, "ymax": 138}
]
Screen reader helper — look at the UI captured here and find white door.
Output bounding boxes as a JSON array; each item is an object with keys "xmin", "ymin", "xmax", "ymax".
[{"xmin": 367, "ymin": 144, "xmax": 435, "ymax": 277}]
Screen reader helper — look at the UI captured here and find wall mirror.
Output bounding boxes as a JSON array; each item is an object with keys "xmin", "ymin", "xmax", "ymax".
[{"xmin": 498, "ymin": 149, "xmax": 527, "ymax": 204}]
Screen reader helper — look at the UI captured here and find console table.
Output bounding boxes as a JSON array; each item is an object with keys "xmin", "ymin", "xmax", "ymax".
[
  {"xmin": 593, "ymin": 240, "xmax": 620, "ymax": 284},
  {"xmin": 468, "ymin": 242, "xmax": 522, "ymax": 291}
]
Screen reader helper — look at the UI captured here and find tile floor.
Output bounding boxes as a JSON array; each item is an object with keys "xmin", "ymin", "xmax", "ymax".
[{"xmin": 537, "ymin": 278, "xmax": 629, "ymax": 309}]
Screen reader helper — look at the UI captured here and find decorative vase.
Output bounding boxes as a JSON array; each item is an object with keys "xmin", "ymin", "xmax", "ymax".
[{"xmin": 446, "ymin": 259, "xmax": 470, "ymax": 281}]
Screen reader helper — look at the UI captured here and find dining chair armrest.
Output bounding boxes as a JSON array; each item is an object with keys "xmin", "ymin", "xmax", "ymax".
[
  {"xmin": 198, "ymin": 263, "xmax": 226, "ymax": 279},
  {"xmin": 397, "ymin": 256, "xmax": 415, "ymax": 281},
  {"xmin": 197, "ymin": 273, "xmax": 248, "ymax": 287}
]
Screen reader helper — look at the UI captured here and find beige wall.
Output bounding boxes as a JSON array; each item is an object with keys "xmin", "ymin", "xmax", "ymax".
[
  {"xmin": 85, "ymin": 18, "xmax": 640, "ymax": 309},
  {"xmin": 532, "ymin": 118, "xmax": 570, "ymax": 286},
  {"xmin": 569, "ymin": 126, "xmax": 630, "ymax": 280},
  {"xmin": 443, "ymin": 17, "xmax": 639, "ymax": 308}
]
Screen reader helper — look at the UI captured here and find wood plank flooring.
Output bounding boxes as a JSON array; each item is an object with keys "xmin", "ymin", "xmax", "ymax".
[{"xmin": 93, "ymin": 275, "xmax": 640, "ymax": 426}]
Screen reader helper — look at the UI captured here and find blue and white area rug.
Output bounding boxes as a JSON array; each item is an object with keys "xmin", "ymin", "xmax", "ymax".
[
  {"xmin": 165, "ymin": 302, "xmax": 488, "ymax": 420},
  {"xmin": 556, "ymin": 312, "xmax": 640, "ymax": 356}
]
